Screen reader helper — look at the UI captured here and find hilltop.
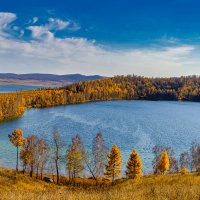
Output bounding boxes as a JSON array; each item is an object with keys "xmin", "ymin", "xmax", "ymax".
[
  {"xmin": 0, "ymin": 168, "xmax": 199, "ymax": 200},
  {"xmin": 0, "ymin": 73, "xmax": 104, "ymax": 86}
]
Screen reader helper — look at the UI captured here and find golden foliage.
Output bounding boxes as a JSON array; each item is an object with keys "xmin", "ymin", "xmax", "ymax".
[
  {"xmin": 0, "ymin": 89, "xmax": 65, "ymax": 121},
  {"xmin": 105, "ymin": 144, "xmax": 122, "ymax": 181},
  {"xmin": 126, "ymin": 149, "xmax": 142, "ymax": 178},
  {"xmin": 8, "ymin": 129, "xmax": 26, "ymax": 147},
  {"xmin": 157, "ymin": 149, "xmax": 170, "ymax": 174},
  {"xmin": 181, "ymin": 166, "xmax": 188, "ymax": 175},
  {"xmin": 2, "ymin": 75, "xmax": 200, "ymax": 121}
]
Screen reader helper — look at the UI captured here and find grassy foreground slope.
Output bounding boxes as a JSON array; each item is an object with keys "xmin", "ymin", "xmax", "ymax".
[{"xmin": 0, "ymin": 169, "xmax": 199, "ymax": 200}]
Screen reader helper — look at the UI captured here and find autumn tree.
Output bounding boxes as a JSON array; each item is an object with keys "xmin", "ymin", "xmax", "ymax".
[
  {"xmin": 20, "ymin": 135, "xmax": 40, "ymax": 177},
  {"xmin": 168, "ymin": 148, "xmax": 179, "ymax": 173},
  {"xmin": 126, "ymin": 149, "xmax": 142, "ymax": 179},
  {"xmin": 20, "ymin": 144, "xmax": 29, "ymax": 174},
  {"xmin": 152, "ymin": 145, "xmax": 162, "ymax": 174},
  {"xmin": 92, "ymin": 132, "xmax": 108, "ymax": 177},
  {"xmin": 181, "ymin": 166, "xmax": 188, "ymax": 174},
  {"xmin": 180, "ymin": 151, "xmax": 190, "ymax": 170},
  {"xmin": 157, "ymin": 149, "xmax": 170, "ymax": 174},
  {"xmin": 152, "ymin": 146, "xmax": 178, "ymax": 174},
  {"xmin": 66, "ymin": 134, "xmax": 85, "ymax": 185},
  {"xmin": 84, "ymin": 132, "xmax": 108, "ymax": 185},
  {"xmin": 190, "ymin": 142, "xmax": 200, "ymax": 171},
  {"xmin": 36, "ymin": 138, "xmax": 48, "ymax": 180},
  {"xmin": 105, "ymin": 144, "xmax": 122, "ymax": 184},
  {"xmin": 51, "ymin": 129, "xmax": 64, "ymax": 184},
  {"xmin": 8, "ymin": 129, "xmax": 26, "ymax": 172}
]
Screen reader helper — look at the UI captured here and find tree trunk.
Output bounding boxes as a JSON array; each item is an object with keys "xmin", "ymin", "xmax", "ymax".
[
  {"xmin": 30, "ymin": 166, "xmax": 33, "ymax": 177},
  {"xmin": 56, "ymin": 161, "xmax": 59, "ymax": 184},
  {"xmin": 40, "ymin": 166, "xmax": 43, "ymax": 180},
  {"xmin": 73, "ymin": 170, "xmax": 76, "ymax": 186},
  {"xmin": 23, "ymin": 165, "xmax": 26, "ymax": 174},
  {"xmin": 36, "ymin": 165, "xmax": 39, "ymax": 178},
  {"xmin": 16, "ymin": 146, "xmax": 19, "ymax": 172}
]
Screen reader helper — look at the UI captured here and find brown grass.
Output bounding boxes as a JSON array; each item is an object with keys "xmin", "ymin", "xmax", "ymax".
[{"xmin": 0, "ymin": 168, "xmax": 199, "ymax": 200}]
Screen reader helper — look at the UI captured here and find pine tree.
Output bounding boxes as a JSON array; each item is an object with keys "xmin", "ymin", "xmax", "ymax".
[
  {"xmin": 105, "ymin": 144, "xmax": 122, "ymax": 184},
  {"xmin": 157, "ymin": 149, "xmax": 170, "ymax": 174},
  {"xmin": 126, "ymin": 149, "xmax": 142, "ymax": 179},
  {"xmin": 8, "ymin": 129, "xmax": 26, "ymax": 172}
]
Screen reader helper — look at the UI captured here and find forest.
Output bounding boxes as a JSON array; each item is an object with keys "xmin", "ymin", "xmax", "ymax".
[{"xmin": 1, "ymin": 75, "xmax": 200, "ymax": 121}]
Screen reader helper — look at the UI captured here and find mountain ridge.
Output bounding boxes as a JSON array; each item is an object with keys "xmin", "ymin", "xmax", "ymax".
[{"xmin": 0, "ymin": 73, "xmax": 105, "ymax": 83}]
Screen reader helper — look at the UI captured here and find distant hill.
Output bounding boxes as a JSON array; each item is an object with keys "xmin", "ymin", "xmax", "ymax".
[{"xmin": 0, "ymin": 73, "xmax": 104, "ymax": 83}]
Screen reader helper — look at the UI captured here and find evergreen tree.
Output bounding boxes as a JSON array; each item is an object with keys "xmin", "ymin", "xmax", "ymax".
[
  {"xmin": 105, "ymin": 144, "xmax": 122, "ymax": 184},
  {"xmin": 157, "ymin": 149, "xmax": 170, "ymax": 174},
  {"xmin": 126, "ymin": 149, "xmax": 142, "ymax": 178}
]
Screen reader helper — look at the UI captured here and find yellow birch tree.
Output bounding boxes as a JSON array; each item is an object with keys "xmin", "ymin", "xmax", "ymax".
[{"xmin": 8, "ymin": 129, "xmax": 26, "ymax": 172}]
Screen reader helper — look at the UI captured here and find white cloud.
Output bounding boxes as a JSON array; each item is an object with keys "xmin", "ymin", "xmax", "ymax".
[
  {"xmin": 27, "ymin": 18, "xmax": 74, "ymax": 40},
  {"xmin": 0, "ymin": 12, "xmax": 17, "ymax": 36},
  {"xmin": 48, "ymin": 18, "xmax": 70, "ymax": 30},
  {"xmin": 0, "ymin": 34, "xmax": 198, "ymax": 76},
  {"xmin": 0, "ymin": 12, "xmax": 199, "ymax": 77},
  {"xmin": 32, "ymin": 17, "xmax": 38, "ymax": 24},
  {"xmin": 27, "ymin": 26, "xmax": 54, "ymax": 40}
]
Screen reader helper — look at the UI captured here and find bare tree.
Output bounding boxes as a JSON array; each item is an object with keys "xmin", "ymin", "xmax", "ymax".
[
  {"xmin": 179, "ymin": 151, "xmax": 190, "ymax": 170},
  {"xmin": 82, "ymin": 132, "xmax": 108, "ymax": 186},
  {"xmin": 152, "ymin": 145, "xmax": 162, "ymax": 174},
  {"xmin": 51, "ymin": 129, "xmax": 64, "ymax": 184},
  {"xmin": 36, "ymin": 138, "xmax": 48, "ymax": 180},
  {"xmin": 92, "ymin": 132, "xmax": 108, "ymax": 177},
  {"xmin": 190, "ymin": 142, "xmax": 200, "ymax": 172}
]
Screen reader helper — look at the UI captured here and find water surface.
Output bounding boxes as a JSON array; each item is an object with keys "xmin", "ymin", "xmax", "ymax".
[
  {"xmin": 0, "ymin": 100, "xmax": 200, "ymax": 173},
  {"xmin": 0, "ymin": 85, "xmax": 46, "ymax": 92}
]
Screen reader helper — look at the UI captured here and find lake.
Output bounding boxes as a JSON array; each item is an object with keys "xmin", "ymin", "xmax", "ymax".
[
  {"xmin": 0, "ymin": 85, "xmax": 46, "ymax": 92},
  {"xmin": 0, "ymin": 100, "xmax": 200, "ymax": 174}
]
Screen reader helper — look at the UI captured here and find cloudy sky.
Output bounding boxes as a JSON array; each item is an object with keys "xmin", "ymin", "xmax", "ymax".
[{"xmin": 0, "ymin": 0, "xmax": 200, "ymax": 76}]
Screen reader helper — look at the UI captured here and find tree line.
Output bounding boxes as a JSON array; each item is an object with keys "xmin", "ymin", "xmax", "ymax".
[
  {"xmin": 8, "ymin": 129, "xmax": 200, "ymax": 185},
  {"xmin": 2, "ymin": 75, "xmax": 200, "ymax": 121},
  {"xmin": 0, "ymin": 89, "xmax": 65, "ymax": 121}
]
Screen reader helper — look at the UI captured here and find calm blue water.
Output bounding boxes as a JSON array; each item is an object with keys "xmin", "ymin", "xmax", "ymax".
[
  {"xmin": 0, "ymin": 100, "xmax": 200, "ymax": 174},
  {"xmin": 0, "ymin": 85, "xmax": 46, "ymax": 92}
]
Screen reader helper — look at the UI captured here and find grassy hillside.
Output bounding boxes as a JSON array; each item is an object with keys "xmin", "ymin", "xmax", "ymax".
[{"xmin": 0, "ymin": 168, "xmax": 199, "ymax": 200}]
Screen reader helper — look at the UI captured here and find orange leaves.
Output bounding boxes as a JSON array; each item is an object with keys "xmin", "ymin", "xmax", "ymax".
[
  {"xmin": 157, "ymin": 149, "xmax": 170, "ymax": 174},
  {"xmin": 105, "ymin": 144, "xmax": 122, "ymax": 181},
  {"xmin": 0, "ymin": 89, "xmax": 65, "ymax": 121},
  {"xmin": 126, "ymin": 149, "xmax": 142, "ymax": 179},
  {"xmin": 8, "ymin": 129, "xmax": 26, "ymax": 147}
]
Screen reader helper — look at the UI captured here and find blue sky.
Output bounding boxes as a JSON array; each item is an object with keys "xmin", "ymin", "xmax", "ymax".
[{"xmin": 0, "ymin": 0, "xmax": 200, "ymax": 76}]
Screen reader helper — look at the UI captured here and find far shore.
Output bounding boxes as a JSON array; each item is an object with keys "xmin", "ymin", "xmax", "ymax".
[{"xmin": 0, "ymin": 79, "xmax": 68, "ymax": 87}]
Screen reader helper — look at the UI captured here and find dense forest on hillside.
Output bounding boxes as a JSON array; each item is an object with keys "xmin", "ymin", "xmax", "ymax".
[{"xmin": 1, "ymin": 75, "xmax": 200, "ymax": 121}]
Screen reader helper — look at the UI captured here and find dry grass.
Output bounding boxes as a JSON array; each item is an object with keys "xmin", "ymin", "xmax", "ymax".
[{"xmin": 0, "ymin": 168, "xmax": 199, "ymax": 200}]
